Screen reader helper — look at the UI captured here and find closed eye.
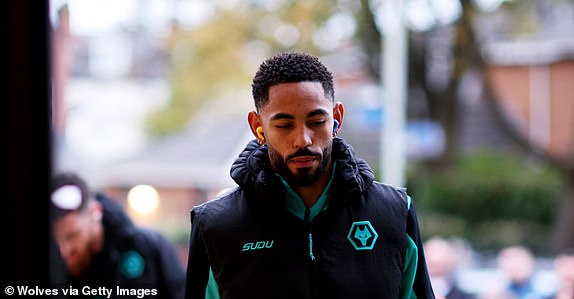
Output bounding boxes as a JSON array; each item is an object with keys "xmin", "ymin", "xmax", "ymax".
[
  {"xmin": 309, "ymin": 120, "xmax": 327, "ymax": 127},
  {"xmin": 275, "ymin": 123, "xmax": 293, "ymax": 129}
]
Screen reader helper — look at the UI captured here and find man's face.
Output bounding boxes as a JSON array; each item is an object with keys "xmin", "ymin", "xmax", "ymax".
[
  {"xmin": 256, "ymin": 81, "xmax": 340, "ymax": 186},
  {"xmin": 52, "ymin": 210, "xmax": 100, "ymax": 277}
]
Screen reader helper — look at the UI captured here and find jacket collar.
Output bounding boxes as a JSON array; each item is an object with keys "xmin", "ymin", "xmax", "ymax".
[{"xmin": 230, "ymin": 137, "xmax": 375, "ymax": 206}]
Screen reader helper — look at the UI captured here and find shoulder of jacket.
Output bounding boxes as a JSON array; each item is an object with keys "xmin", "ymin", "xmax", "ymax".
[
  {"xmin": 123, "ymin": 227, "xmax": 176, "ymax": 257},
  {"xmin": 190, "ymin": 187, "xmax": 242, "ymax": 222},
  {"xmin": 369, "ymin": 181, "xmax": 410, "ymax": 209},
  {"xmin": 137, "ymin": 226, "xmax": 171, "ymax": 244}
]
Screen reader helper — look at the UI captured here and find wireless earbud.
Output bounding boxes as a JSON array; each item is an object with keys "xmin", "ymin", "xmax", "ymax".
[
  {"xmin": 256, "ymin": 126, "xmax": 265, "ymax": 140},
  {"xmin": 333, "ymin": 119, "xmax": 340, "ymax": 132}
]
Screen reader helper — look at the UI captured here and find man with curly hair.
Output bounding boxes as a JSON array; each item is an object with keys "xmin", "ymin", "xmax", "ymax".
[{"xmin": 185, "ymin": 51, "xmax": 435, "ymax": 299}]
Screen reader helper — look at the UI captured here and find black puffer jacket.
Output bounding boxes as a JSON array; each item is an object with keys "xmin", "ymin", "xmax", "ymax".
[{"xmin": 185, "ymin": 138, "xmax": 434, "ymax": 299}]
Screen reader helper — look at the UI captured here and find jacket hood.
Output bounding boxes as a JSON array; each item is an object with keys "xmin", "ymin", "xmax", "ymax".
[
  {"xmin": 330, "ymin": 137, "xmax": 375, "ymax": 198},
  {"xmin": 230, "ymin": 137, "xmax": 375, "ymax": 204}
]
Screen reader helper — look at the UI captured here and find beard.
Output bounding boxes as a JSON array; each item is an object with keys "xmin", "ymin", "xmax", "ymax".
[
  {"xmin": 64, "ymin": 249, "xmax": 93, "ymax": 278},
  {"xmin": 268, "ymin": 143, "xmax": 332, "ymax": 187}
]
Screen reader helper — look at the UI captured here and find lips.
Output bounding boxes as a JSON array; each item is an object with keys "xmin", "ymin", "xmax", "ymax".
[{"xmin": 289, "ymin": 156, "xmax": 317, "ymax": 168}]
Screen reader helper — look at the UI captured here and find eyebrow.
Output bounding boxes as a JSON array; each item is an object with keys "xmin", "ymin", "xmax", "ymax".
[
  {"xmin": 270, "ymin": 113, "xmax": 294, "ymax": 121},
  {"xmin": 269, "ymin": 109, "xmax": 330, "ymax": 121}
]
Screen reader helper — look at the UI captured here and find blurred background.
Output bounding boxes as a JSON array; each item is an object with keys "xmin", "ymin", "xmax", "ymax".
[{"xmin": 48, "ymin": 0, "xmax": 574, "ymax": 296}]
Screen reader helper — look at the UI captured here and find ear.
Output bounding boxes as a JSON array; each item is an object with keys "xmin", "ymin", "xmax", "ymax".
[
  {"xmin": 248, "ymin": 111, "xmax": 263, "ymax": 140},
  {"xmin": 87, "ymin": 200, "xmax": 103, "ymax": 222},
  {"xmin": 333, "ymin": 101, "xmax": 345, "ymax": 133}
]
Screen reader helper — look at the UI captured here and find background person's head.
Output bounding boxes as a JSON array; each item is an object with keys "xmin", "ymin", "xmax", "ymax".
[
  {"xmin": 424, "ymin": 236, "xmax": 467, "ymax": 296},
  {"xmin": 424, "ymin": 236, "xmax": 459, "ymax": 278},
  {"xmin": 554, "ymin": 250, "xmax": 574, "ymax": 291},
  {"xmin": 248, "ymin": 52, "xmax": 344, "ymax": 188},
  {"xmin": 497, "ymin": 245, "xmax": 535, "ymax": 285},
  {"xmin": 50, "ymin": 172, "xmax": 104, "ymax": 278}
]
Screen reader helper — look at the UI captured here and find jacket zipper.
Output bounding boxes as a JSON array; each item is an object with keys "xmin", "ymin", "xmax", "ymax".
[
  {"xmin": 305, "ymin": 208, "xmax": 317, "ymax": 297},
  {"xmin": 305, "ymin": 209, "xmax": 316, "ymax": 260}
]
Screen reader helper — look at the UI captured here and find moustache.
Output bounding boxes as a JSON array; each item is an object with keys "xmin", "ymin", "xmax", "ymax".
[{"xmin": 287, "ymin": 148, "xmax": 321, "ymax": 161}]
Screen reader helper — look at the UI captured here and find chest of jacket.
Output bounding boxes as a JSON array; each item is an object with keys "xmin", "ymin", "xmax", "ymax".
[{"xmin": 200, "ymin": 186, "xmax": 408, "ymax": 299}]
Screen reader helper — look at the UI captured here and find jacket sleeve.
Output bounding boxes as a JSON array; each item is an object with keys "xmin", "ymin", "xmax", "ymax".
[
  {"xmin": 149, "ymin": 230, "xmax": 187, "ymax": 299},
  {"xmin": 185, "ymin": 208, "xmax": 211, "ymax": 299},
  {"xmin": 402, "ymin": 196, "xmax": 435, "ymax": 299}
]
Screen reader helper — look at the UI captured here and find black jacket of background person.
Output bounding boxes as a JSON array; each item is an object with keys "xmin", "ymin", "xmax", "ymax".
[
  {"xmin": 185, "ymin": 138, "xmax": 435, "ymax": 299},
  {"xmin": 63, "ymin": 193, "xmax": 186, "ymax": 299}
]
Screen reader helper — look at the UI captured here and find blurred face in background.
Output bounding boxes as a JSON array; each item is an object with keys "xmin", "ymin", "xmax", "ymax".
[
  {"xmin": 424, "ymin": 238, "xmax": 457, "ymax": 278},
  {"xmin": 555, "ymin": 254, "xmax": 574, "ymax": 289},
  {"xmin": 52, "ymin": 202, "xmax": 103, "ymax": 278},
  {"xmin": 497, "ymin": 246, "xmax": 535, "ymax": 284}
]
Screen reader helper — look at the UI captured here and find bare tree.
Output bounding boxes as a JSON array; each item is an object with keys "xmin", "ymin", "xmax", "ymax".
[{"xmin": 356, "ymin": 0, "xmax": 574, "ymax": 251}]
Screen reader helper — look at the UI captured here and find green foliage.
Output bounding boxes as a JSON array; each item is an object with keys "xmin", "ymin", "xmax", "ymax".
[
  {"xmin": 145, "ymin": 1, "xmax": 342, "ymax": 137},
  {"xmin": 407, "ymin": 150, "xmax": 564, "ymax": 253},
  {"xmin": 145, "ymin": 8, "xmax": 257, "ymax": 136}
]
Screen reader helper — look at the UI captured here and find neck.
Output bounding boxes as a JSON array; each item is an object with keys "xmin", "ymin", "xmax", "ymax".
[{"xmin": 294, "ymin": 162, "xmax": 333, "ymax": 208}]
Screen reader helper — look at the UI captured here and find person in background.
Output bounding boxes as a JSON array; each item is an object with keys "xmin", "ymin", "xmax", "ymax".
[
  {"xmin": 50, "ymin": 171, "xmax": 186, "ymax": 298},
  {"xmin": 496, "ymin": 245, "xmax": 547, "ymax": 299},
  {"xmin": 424, "ymin": 236, "xmax": 475, "ymax": 299},
  {"xmin": 548, "ymin": 249, "xmax": 574, "ymax": 299},
  {"xmin": 184, "ymin": 51, "xmax": 435, "ymax": 299}
]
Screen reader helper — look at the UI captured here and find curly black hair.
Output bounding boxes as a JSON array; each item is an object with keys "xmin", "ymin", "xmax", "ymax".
[{"xmin": 251, "ymin": 51, "xmax": 334, "ymax": 112}]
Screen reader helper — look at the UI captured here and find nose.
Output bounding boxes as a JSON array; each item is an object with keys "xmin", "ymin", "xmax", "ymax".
[
  {"xmin": 57, "ymin": 240, "xmax": 73, "ymax": 259},
  {"xmin": 292, "ymin": 125, "xmax": 312, "ymax": 149}
]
